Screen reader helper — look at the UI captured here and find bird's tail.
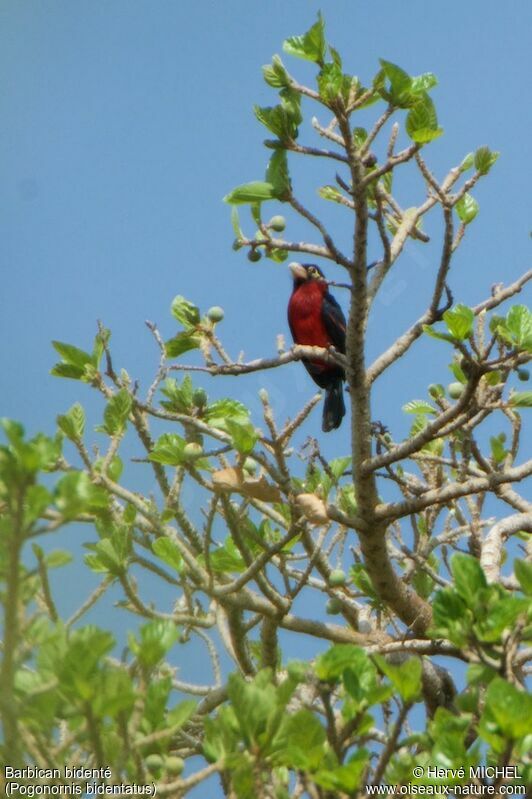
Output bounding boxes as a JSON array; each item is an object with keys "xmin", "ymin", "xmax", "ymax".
[{"xmin": 322, "ymin": 380, "xmax": 346, "ymax": 432}]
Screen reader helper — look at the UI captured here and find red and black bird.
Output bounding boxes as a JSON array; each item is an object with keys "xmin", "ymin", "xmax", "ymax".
[{"xmin": 287, "ymin": 262, "xmax": 346, "ymax": 432}]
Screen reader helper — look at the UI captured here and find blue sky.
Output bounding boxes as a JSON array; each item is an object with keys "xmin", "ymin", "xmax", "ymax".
[{"xmin": 1, "ymin": 0, "xmax": 531, "ymax": 786}]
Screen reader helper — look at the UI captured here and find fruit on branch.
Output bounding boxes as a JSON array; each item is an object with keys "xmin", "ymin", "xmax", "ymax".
[
  {"xmin": 206, "ymin": 306, "xmax": 225, "ymax": 323},
  {"xmin": 448, "ymin": 382, "xmax": 465, "ymax": 400}
]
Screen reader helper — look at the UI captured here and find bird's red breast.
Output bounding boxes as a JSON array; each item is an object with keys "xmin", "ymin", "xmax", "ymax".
[{"xmin": 288, "ymin": 280, "xmax": 333, "ymax": 365}]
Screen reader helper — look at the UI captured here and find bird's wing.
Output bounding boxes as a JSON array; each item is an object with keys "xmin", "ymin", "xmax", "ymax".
[{"xmin": 321, "ymin": 291, "xmax": 346, "ymax": 354}]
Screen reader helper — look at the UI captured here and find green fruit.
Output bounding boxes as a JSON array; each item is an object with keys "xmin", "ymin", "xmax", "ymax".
[
  {"xmin": 232, "ymin": 239, "xmax": 243, "ymax": 251},
  {"xmin": 448, "ymin": 382, "xmax": 464, "ymax": 400},
  {"xmin": 248, "ymin": 249, "xmax": 262, "ymax": 262},
  {"xmin": 517, "ymin": 368, "xmax": 530, "ymax": 382},
  {"xmin": 325, "ymin": 597, "xmax": 343, "ymax": 615},
  {"xmin": 145, "ymin": 754, "xmax": 163, "ymax": 772},
  {"xmin": 206, "ymin": 306, "xmax": 224, "ymax": 323},
  {"xmin": 428, "ymin": 383, "xmax": 444, "ymax": 398},
  {"xmin": 243, "ymin": 457, "xmax": 257, "ymax": 475},
  {"xmin": 269, "ymin": 215, "xmax": 286, "ymax": 232},
  {"xmin": 329, "ymin": 569, "xmax": 347, "ymax": 587},
  {"xmin": 164, "ymin": 756, "xmax": 185, "ymax": 776},
  {"xmin": 183, "ymin": 443, "xmax": 203, "ymax": 460},
  {"xmin": 192, "ymin": 388, "xmax": 208, "ymax": 407}
]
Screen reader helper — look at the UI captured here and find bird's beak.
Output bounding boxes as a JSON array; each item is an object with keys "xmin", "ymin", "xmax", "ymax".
[{"xmin": 289, "ymin": 262, "xmax": 307, "ymax": 281}]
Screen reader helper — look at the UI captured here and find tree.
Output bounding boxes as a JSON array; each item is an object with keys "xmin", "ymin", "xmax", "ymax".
[{"xmin": 1, "ymin": 14, "xmax": 531, "ymax": 799}]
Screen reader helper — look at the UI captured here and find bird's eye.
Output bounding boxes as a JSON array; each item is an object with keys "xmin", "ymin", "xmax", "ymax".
[{"xmin": 309, "ymin": 267, "xmax": 318, "ymax": 278}]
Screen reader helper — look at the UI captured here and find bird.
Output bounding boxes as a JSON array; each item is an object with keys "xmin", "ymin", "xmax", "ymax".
[{"xmin": 287, "ymin": 262, "xmax": 347, "ymax": 432}]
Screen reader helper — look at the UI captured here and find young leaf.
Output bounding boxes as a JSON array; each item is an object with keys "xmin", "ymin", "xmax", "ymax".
[
  {"xmin": 509, "ymin": 391, "xmax": 532, "ymax": 408},
  {"xmin": 152, "ymin": 537, "xmax": 184, "ymax": 574},
  {"xmin": 443, "ymin": 305, "xmax": 474, "ymax": 340},
  {"xmin": 171, "ymin": 296, "xmax": 200, "ymax": 328},
  {"xmin": 226, "ymin": 419, "xmax": 258, "ymax": 455},
  {"xmin": 283, "ymin": 14, "xmax": 326, "ymax": 64},
  {"xmin": 405, "ymin": 94, "xmax": 443, "ymax": 143},
  {"xmin": 57, "ymin": 403, "xmax": 85, "ymax": 441},
  {"xmin": 224, "ymin": 181, "xmax": 277, "ymax": 205},
  {"xmin": 262, "ymin": 55, "xmax": 290, "ymax": 88},
  {"xmin": 379, "ymin": 59, "xmax": 413, "ymax": 107},
  {"xmin": 455, "ymin": 193, "xmax": 479, "ymax": 225},
  {"xmin": 52, "ymin": 341, "xmax": 93, "ymax": 370},
  {"xmin": 451, "ymin": 553, "xmax": 488, "ymax": 599},
  {"xmin": 506, "ymin": 305, "xmax": 532, "ymax": 350},
  {"xmin": 266, "ymin": 150, "xmax": 291, "ymax": 198},
  {"xmin": 98, "ymin": 389, "xmax": 132, "ymax": 436},
  {"xmin": 474, "ymin": 146, "xmax": 499, "ymax": 175},
  {"xmin": 402, "ymin": 400, "xmax": 437, "ymax": 415},
  {"xmin": 514, "ymin": 559, "xmax": 532, "ymax": 595},
  {"xmin": 149, "ymin": 434, "xmax": 187, "ymax": 466},
  {"xmin": 164, "ymin": 331, "xmax": 201, "ymax": 358}
]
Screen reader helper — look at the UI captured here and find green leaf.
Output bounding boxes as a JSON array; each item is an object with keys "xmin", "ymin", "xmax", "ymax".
[
  {"xmin": 455, "ymin": 193, "xmax": 479, "ymax": 224},
  {"xmin": 265, "ymin": 150, "xmax": 291, "ymax": 198},
  {"xmin": 57, "ymin": 403, "xmax": 85, "ymax": 441},
  {"xmin": 171, "ymin": 295, "xmax": 200, "ymax": 328},
  {"xmin": 405, "ymin": 93, "xmax": 443, "ymax": 142},
  {"xmin": 262, "ymin": 55, "xmax": 290, "ymax": 88},
  {"xmin": 474, "ymin": 146, "xmax": 499, "ymax": 175},
  {"xmin": 52, "ymin": 341, "xmax": 93, "ymax": 369},
  {"xmin": 410, "ymin": 72, "xmax": 438, "ymax": 93},
  {"xmin": 490, "ymin": 435, "xmax": 507, "ymax": 464},
  {"xmin": 451, "ymin": 553, "xmax": 488, "ymax": 599},
  {"xmin": 226, "ymin": 419, "xmax": 258, "ymax": 455},
  {"xmin": 88, "ymin": 537, "xmax": 127, "ymax": 575},
  {"xmin": 45, "ymin": 549, "xmax": 73, "ymax": 569},
  {"xmin": 55, "ymin": 472, "xmax": 109, "ymax": 519},
  {"xmin": 224, "ymin": 181, "xmax": 277, "ymax": 205},
  {"xmin": 208, "ymin": 538, "xmax": 246, "ymax": 574},
  {"xmin": 379, "ymin": 59, "xmax": 414, "ymax": 107},
  {"xmin": 509, "ymin": 390, "xmax": 532, "ymax": 407},
  {"xmin": 481, "ymin": 678, "xmax": 532, "ymax": 740},
  {"xmin": 160, "ymin": 376, "xmax": 194, "ymax": 413},
  {"xmin": 402, "ymin": 400, "xmax": 437, "ymax": 415},
  {"xmin": 459, "ymin": 152, "xmax": 475, "ymax": 172},
  {"xmin": 98, "ymin": 389, "xmax": 132, "ymax": 436},
  {"xmin": 506, "ymin": 305, "xmax": 532, "ymax": 350},
  {"xmin": 50, "ymin": 363, "xmax": 86, "ymax": 380},
  {"xmin": 373, "ymin": 655, "xmax": 422, "ymax": 702},
  {"xmin": 167, "ymin": 699, "xmax": 197, "ymax": 730},
  {"xmin": 352, "ymin": 127, "xmax": 368, "ymax": 149},
  {"xmin": 423, "ymin": 324, "xmax": 456, "ymax": 344},
  {"xmin": 317, "ymin": 62, "xmax": 344, "ymax": 102},
  {"xmin": 254, "ymin": 105, "xmax": 297, "ymax": 141},
  {"xmin": 128, "ymin": 620, "xmax": 180, "ymax": 668},
  {"xmin": 318, "ymin": 185, "xmax": 345, "ymax": 203},
  {"xmin": 514, "ymin": 559, "xmax": 532, "ymax": 595},
  {"xmin": 205, "ymin": 399, "xmax": 250, "ymax": 430},
  {"xmin": 149, "ymin": 433, "xmax": 187, "ymax": 466},
  {"xmin": 315, "ymin": 645, "xmax": 368, "ymax": 682},
  {"xmin": 152, "ymin": 537, "xmax": 184, "ymax": 574},
  {"xmin": 283, "ymin": 14, "xmax": 326, "ymax": 64},
  {"xmin": 164, "ymin": 331, "xmax": 201, "ymax": 358},
  {"xmin": 443, "ymin": 305, "xmax": 474, "ymax": 340},
  {"xmin": 266, "ymin": 247, "xmax": 288, "ymax": 263},
  {"xmin": 315, "ymin": 751, "xmax": 369, "ymax": 793},
  {"xmin": 230, "ymin": 206, "xmax": 243, "ymax": 240}
]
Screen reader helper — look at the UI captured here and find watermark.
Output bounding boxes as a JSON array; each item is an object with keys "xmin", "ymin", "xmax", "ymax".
[
  {"xmin": 3, "ymin": 766, "xmax": 156, "ymax": 796},
  {"xmin": 365, "ymin": 766, "xmax": 527, "ymax": 795}
]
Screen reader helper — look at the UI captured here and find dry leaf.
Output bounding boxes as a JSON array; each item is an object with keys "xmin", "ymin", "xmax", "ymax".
[
  {"xmin": 295, "ymin": 493, "xmax": 329, "ymax": 525},
  {"xmin": 212, "ymin": 467, "xmax": 281, "ymax": 503}
]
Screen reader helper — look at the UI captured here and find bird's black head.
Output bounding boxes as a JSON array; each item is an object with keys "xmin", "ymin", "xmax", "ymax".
[{"xmin": 289, "ymin": 262, "xmax": 326, "ymax": 287}]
